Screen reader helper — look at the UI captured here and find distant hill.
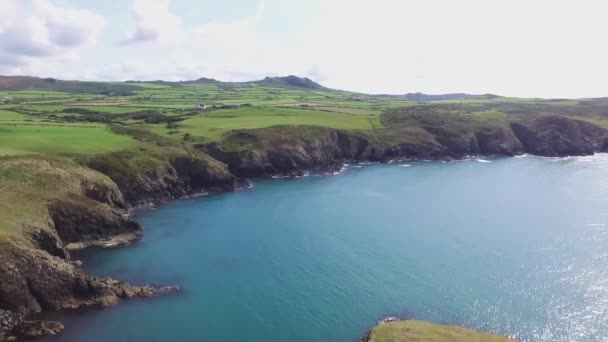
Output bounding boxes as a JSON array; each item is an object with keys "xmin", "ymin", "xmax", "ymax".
[
  {"xmin": 1, "ymin": 74, "xmax": 501, "ymax": 99},
  {"xmin": 383, "ymin": 92, "xmax": 501, "ymax": 101},
  {"xmin": 401, "ymin": 92, "xmax": 476, "ymax": 101},
  {"xmin": 0, "ymin": 75, "xmax": 142, "ymax": 95},
  {"xmin": 253, "ymin": 75, "xmax": 324, "ymax": 90},
  {"xmin": 185, "ymin": 77, "xmax": 220, "ymax": 84}
]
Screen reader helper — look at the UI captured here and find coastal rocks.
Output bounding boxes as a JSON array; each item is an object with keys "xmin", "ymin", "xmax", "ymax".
[
  {"xmin": 62, "ymin": 232, "xmax": 143, "ymax": 251},
  {"xmin": 204, "ymin": 127, "xmax": 371, "ymax": 177},
  {"xmin": 103, "ymin": 279, "xmax": 179, "ymax": 299},
  {"xmin": 86, "ymin": 152, "xmax": 238, "ymax": 207},
  {"xmin": 48, "ymin": 198, "xmax": 143, "ymax": 248},
  {"xmin": 474, "ymin": 125, "xmax": 524, "ymax": 156},
  {"xmin": 30, "ymin": 228, "xmax": 69, "ymax": 259},
  {"xmin": 382, "ymin": 107, "xmax": 608, "ymax": 159},
  {"xmin": 12, "ymin": 320, "xmax": 64, "ymax": 339},
  {"xmin": 169, "ymin": 155, "xmax": 236, "ymax": 192},
  {"xmin": 205, "ymin": 123, "xmax": 530, "ymax": 178},
  {"xmin": 0, "ymin": 242, "xmax": 179, "ymax": 340},
  {"xmin": 80, "ymin": 180, "xmax": 127, "ymax": 209},
  {"xmin": 511, "ymin": 115, "xmax": 608, "ymax": 156},
  {"xmin": 0, "ymin": 243, "xmax": 112, "ymax": 313},
  {"xmin": 0, "ymin": 310, "xmax": 24, "ymax": 341},
  {"xmin": 0, "ymin": 151, "xmax": 232, "ymax": 340},
  {"xmin": 0, "ymin": 152, "xmax": 223, "ymax": 340},
  {"xmin": 86, "ymin": 153, "xmax": 191, "ymax": 206},
  {"xmin": 203, "ymin": 112, "xmax": 608, "ymax": 181}
]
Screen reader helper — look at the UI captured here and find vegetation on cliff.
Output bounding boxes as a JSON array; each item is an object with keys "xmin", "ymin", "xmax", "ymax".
[{"xmin": 363, "ymin": 320, "xmax": 515, "ymax": 342}]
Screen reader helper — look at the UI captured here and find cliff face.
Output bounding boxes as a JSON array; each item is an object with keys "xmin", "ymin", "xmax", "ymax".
[
  {"xmin": 48, "ymin": 198, "xmax": 143, "ymax": 250},
  {"xmin": 511, "ymin": 115, "xmax": 608, "ymax": 156},
  {"xmin": 204, "ymin": 115, "xmax": 606, "ymax": 178},
  {"xmin": 85, "ymin": 152, "xmax": 237, "ymax": 207},
  {"xmin": 0, "ymin": 242, "xmax": 175, "ymax": 314},
  {"xmin": 0, "ymin": 240, "xmax": 177, "ymax": 340},
  {"xmin": 204, "ymin": 127, "xmax": 370, "ymax": 177},
  {"xmin": 0, "ymin": 153, "xmax": 237, "ymax": 340}
]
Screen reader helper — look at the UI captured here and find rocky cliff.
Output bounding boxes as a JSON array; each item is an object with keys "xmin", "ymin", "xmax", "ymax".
[
  {"xmin": 85, "ymin": 152, "xmax": 238, "ymax": 207},
  {"xmin": 511, "ymin": 115, "xmax": 608, "ymax": 156},
  {"xmin": 0, "ymin": 153, "xmax": 239, "ymax": 340},
  {"xmin": 203, "ymin": 126, "xmax": 370, "ymax": 177},
  {"xmin": 203, "ymin": 115, "xmax": 608, "ymax": 178}
]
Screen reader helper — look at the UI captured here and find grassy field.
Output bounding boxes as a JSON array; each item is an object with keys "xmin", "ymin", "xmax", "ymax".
[
  {"xmin": 366, "ymin": 321, "xmax": 514, "ymax": 342},
  {"xmin": 19, "ymin": 104, "xmax": 150, "ymax": 114},
  {"xmin": 2, "ymin": 75, "xmax": 608, "ymax": 158},
  {"xmin": 0, "ymin": 110, "xmax": 35, "ymax": 121},
  {"xmin": 151, "ymin": 106, "xmax": 381, "ymax": 141},
  {"xmin": 0, "ymin": 156, "xmax": 119, "ymax": 235},
  {"xmin": 0, "ymin": 124, "xmax": 136, "ymax": 156}
]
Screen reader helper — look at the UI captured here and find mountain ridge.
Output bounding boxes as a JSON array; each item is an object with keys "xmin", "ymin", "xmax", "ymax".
[{"xmin": 1, "ymin": 74, "xmax": 490, "ymax": 99}]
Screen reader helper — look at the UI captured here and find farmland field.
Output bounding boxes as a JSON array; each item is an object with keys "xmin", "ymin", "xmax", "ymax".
[
  {"xmin": 1, "ymin": 75, "xmax": 608, "ymax": 158},
  {"xmin": 0, "ymin": 124, "xmax": 136, "ymax": 156},
  {"xmin": 151, "ymin": 106, "xmax": 382, "ymax": 141}
]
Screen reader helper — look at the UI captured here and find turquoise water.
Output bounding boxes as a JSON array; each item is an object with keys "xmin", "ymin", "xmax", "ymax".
[{"xmin": 46, "ymin": 155, "xmax": 608, "ymax": 341}]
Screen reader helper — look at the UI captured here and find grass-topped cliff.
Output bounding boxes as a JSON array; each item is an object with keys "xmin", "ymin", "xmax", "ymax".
[
  {"xmin": 364, "ymin": 320, "xmax": 515, "ymax": 342},
  {"xmin": 1, "ymin": 74, "xmax": 608, "ymax": 339}
]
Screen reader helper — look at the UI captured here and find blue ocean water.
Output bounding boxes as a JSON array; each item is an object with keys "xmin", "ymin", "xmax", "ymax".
[{"xmin": 46, "ymin": 155, "xmax": 608, "ymax": 341}]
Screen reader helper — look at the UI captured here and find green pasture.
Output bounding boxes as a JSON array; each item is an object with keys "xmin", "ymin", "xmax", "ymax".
[
  {"xmin": 151, "ymin": 106, "xmax": 382, "ymax": 141},
  {"xmin": 19, "ymin": 104, "xmax": 149, "ymax": 114},
  {"xmin": 0, "ymin": 124, "xmax": 136, "ymax": 156}
]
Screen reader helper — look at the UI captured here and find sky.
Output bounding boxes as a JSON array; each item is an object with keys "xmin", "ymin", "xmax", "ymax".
[{"xmin": 0, "ymin": 0, "xmax": 607, "ymax": 98}]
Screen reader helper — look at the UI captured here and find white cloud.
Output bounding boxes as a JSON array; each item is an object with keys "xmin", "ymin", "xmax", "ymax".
[
  {"xmin": 33, "ymin": 0, "xmax": 104, "ymax": 48},
  {"xmin": 120, "ymin": 0, "xmax": 183, "ymax": 45},
  {"xmin": 0, "ymin": 0, "xmax": 104, "ymax": 75},
  {"xmin": 2, "ymin": 0, "xmax": 607, "ymax": 97},
  {"xmin": 111, "ymin": 0, "xmax": 304, "ymax": 82},
  {"xmin": 292, "ymin": 0, "xmax": 608, "ymax": 97}
]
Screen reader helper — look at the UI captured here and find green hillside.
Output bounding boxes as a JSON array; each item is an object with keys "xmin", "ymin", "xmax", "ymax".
[{"xmin": 2, "ymin": 74, "xmax": 608, "ymax": 158}]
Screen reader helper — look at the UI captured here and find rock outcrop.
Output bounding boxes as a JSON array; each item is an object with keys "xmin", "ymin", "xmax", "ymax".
[
  {"xmin": 204, "ymin": 115, "xmax": 608, "ymax": 178},
  {"xmin": 86, "ymin": 153, "xmax": 237, "ymax": 207},
  {"xmin": 12, "ymin": 320, "xmax": 64, "ymax": 339},
  {"xmin": 511, "ymin": 115, "xmax": 608, "ymax": 156},
  {"xmin": 48, "ymin": 198, "xmax": 142, "ymax": 250},
  {"xmin": 0, "ymin": 152, "xmax": 237, "ymax": 340},
  {"xmin": 204, "ymin": 127, "xmax": 370, "ymax": 177},
  {"xmin": 0, "ymin": 241, "xmax": 179, "ymax": 340}
]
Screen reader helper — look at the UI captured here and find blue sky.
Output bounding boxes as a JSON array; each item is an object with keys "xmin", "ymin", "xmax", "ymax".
[{"xmin": 0, "ymin": 0, "xmax": 607, "ymax": 97}]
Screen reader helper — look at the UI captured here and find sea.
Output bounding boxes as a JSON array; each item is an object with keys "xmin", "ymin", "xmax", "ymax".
[{"xmin": 44, "ymin": 155, "xmax": 608, "ymax": 341}]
